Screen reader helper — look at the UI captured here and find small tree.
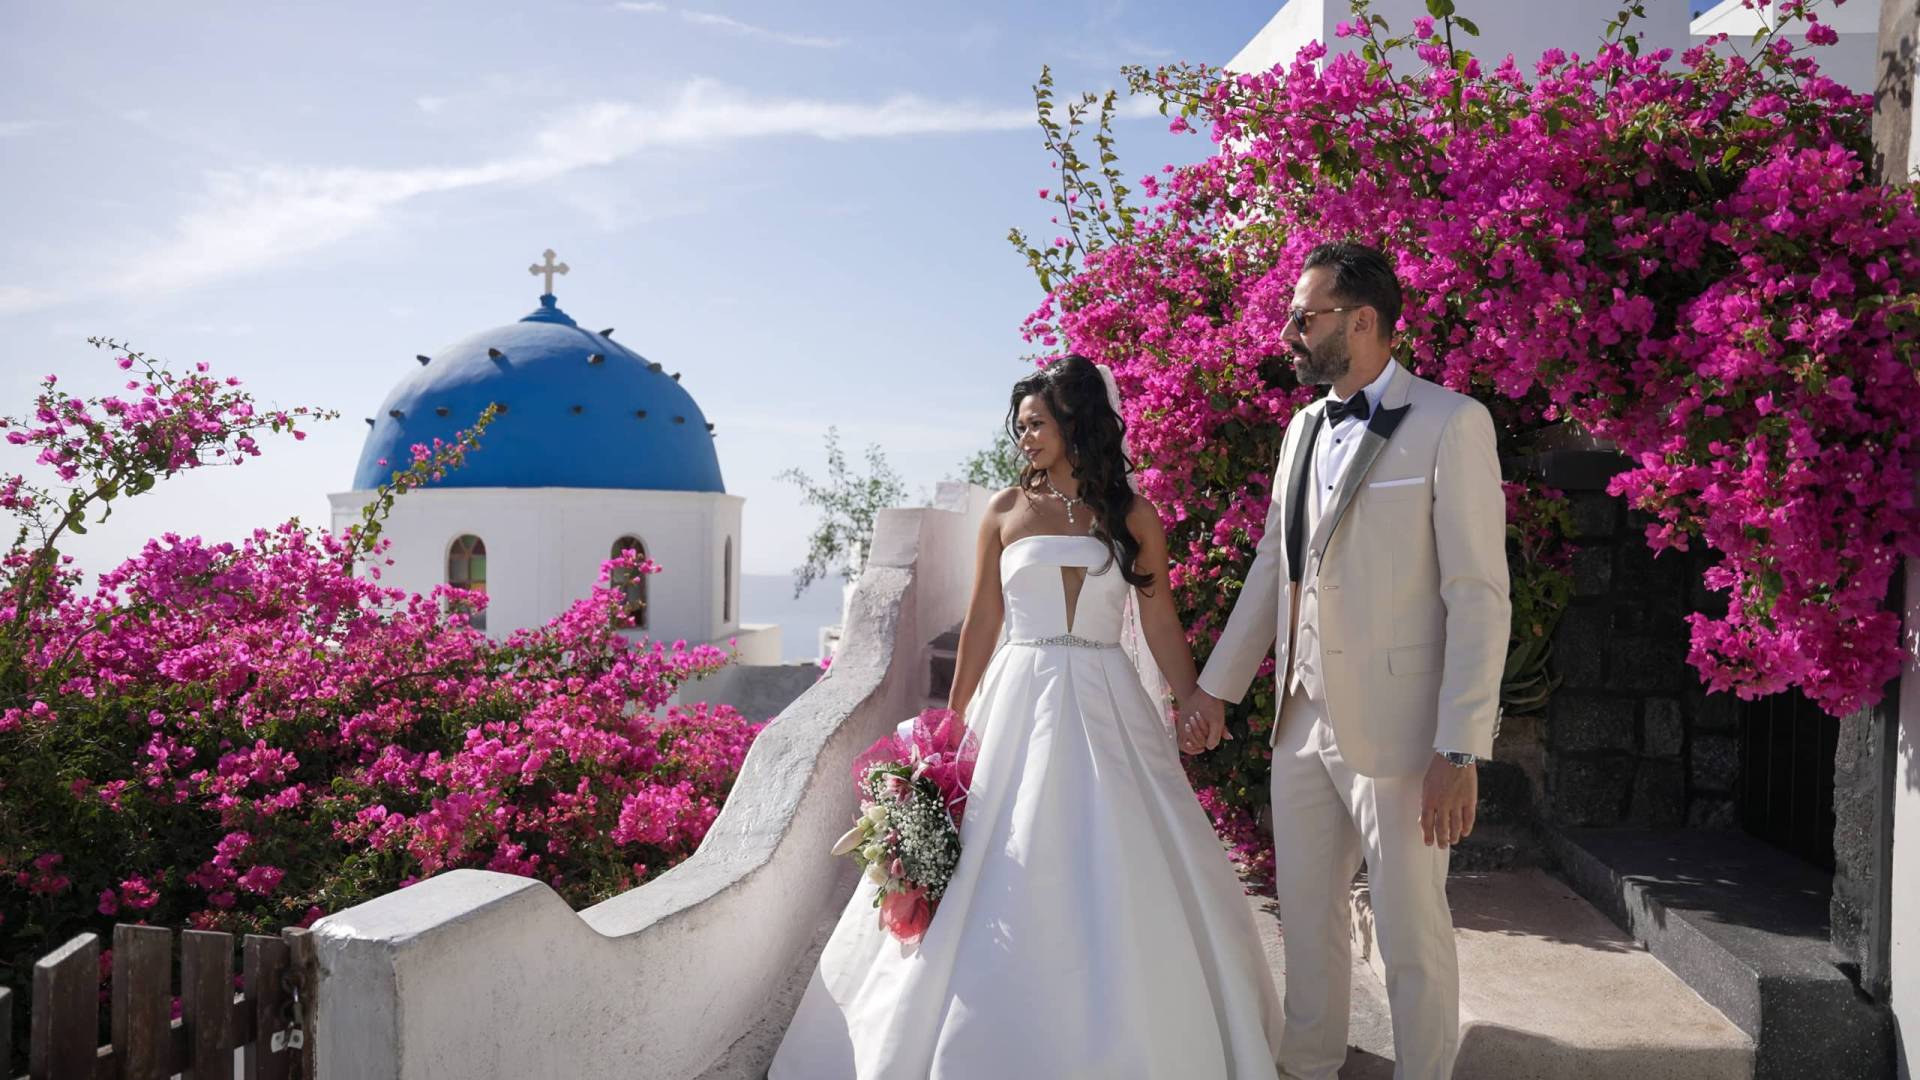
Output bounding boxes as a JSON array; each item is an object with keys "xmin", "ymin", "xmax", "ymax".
[
  {"xmin": 956, "ymin": 427, "xmax": 1024, "ymax": 491},
  {"xmin": 778, "ymin": 427, "xmax": 907, "ymax": 597}
]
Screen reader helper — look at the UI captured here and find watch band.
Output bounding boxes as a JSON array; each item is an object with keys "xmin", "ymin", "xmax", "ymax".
[{"xmin": 1440, "ymin": 751, "xmax": 1478, "ymax": 768}]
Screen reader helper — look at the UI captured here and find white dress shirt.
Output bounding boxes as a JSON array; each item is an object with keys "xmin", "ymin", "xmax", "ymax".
[
  {"xmin": 1310, "ymin": 362, "xmax": 1398, "ymax": 517},
  {"xmin": 1306, "ymin": 364, "xmax": 1477, "ymax": 764}
]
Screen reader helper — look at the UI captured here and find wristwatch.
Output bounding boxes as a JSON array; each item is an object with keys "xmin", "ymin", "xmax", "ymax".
[{"xmin": 1439, "ymin": 751, "xmax": 1478, "ymax": 768}]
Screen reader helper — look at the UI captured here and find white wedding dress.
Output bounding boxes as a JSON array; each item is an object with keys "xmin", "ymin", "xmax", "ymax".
[{"xmin": 770, "ymin": 534, "xmax": 1284, "ymax": 1079}]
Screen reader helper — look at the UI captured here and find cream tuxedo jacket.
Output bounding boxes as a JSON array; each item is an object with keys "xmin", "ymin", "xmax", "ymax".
[{"xmin": 1196, "ymin": 362, "xmax": 1510, "ymax": 778}]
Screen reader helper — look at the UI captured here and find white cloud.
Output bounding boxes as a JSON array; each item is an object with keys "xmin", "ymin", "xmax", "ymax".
[
  {"xmin": 679, "ymin": 11, "xmax": 842, "ymax": 49},
  {"xmin": 0, "ymin": 120, "xmax": 43, "ymax": 138},
  {"xmin": 0, "ymin": 286, "xmax": 61, "ymax": 316},
  {"xmin": 1056, "ymin": 39, "xmax": 1176, "ymax": 69},
  {"xmin": 415, "ymin": 95, "xmax": 449, "ymax": 115},
  {"xmin": 109, "ymin": 81, "xmax": 1029, "ymax": 298},
  {"xmin": 614, "ymin": 3, "xmax": 842, "ymax": 48}
]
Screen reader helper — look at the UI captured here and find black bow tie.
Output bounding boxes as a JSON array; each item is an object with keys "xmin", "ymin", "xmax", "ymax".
[{"xmin": 1325, "ymin": 392, "xmax": 1370, "ymax": 425}]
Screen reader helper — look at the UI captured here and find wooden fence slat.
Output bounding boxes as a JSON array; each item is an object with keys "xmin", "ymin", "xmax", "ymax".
[
  {"xmin": 110, "ymin": 925, "xmax": 171, "ymax": 1080},
  {"xmin": 29, "ymin": 933, "xmax": 98, "ymax": 1080},
  {"xmin": 226, "ymin": 995, "xmax": 256, "ymax": 1050},
  {"xmin": 282, "ymin": 929, "xmax": 316, "ymax": 1080},
  {"xmin": 242, "ymin": 935, "xmax": 289, "ymax": 1080},
  {"xmin": 178, "ymin": 931, "xmax": 231, "ymax": 1080},
  {"xmin": 1, "ymin": 985, "xmax": 13, "ymax": 1080}
]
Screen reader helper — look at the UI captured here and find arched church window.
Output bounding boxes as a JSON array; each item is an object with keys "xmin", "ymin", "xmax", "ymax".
[
  {"xmin": 447, "ymin": 534, "xmax": 488, "ymax": 631},
  {"xmin": 723, "ymin": 537, "xmax": 734, "ymax": 624},
  {"xmin": 612, "ymin": 536, "xmax": 649, "ymax": 630}
]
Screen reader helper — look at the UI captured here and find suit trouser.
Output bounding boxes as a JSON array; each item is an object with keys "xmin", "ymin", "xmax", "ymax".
[{"xmin": 1270, "ymin": 688, "xmax": 1458, "ymax": 1080}]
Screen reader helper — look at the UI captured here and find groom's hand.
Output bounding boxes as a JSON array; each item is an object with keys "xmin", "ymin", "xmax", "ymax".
[{"xmin": 1420, "ymin": 754, "xmax": 1478, "ymax": 847}]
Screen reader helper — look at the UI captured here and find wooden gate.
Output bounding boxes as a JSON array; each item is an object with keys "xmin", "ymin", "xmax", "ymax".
[
  {"xmin": 1739, "ymin": 688, "xmax": 1840, "ymax": 872},
  {"xmin": 2, "ymin": 925, "xmax": 315, "ymax": 1080}
]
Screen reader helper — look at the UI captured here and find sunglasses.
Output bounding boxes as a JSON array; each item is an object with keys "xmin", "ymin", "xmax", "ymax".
[{"xmin": 1286, "ymin": 305, "xmax": 1361, "ymax": 334}]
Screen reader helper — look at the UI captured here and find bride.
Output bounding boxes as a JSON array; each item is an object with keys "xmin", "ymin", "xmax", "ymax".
[{"xmin": 770, "ymin": 355, "xmax": 1284, "ymax": 1079}]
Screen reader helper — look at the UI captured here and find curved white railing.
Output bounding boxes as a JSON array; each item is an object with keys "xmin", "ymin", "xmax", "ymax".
[{"xmin": 310, "ymin": 485, "xmax": 990, "ymax": 1080}]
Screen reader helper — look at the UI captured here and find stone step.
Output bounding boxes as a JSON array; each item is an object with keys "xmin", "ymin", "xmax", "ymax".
[
  {"xmin": 1350, "ymin": 868, "xmax": 1753, "ymax": 1079},
  {"xmin": 927, "ymin": 627, "xmax": 961, "ymax": 701},
  {"xmin": 1447, "ymin": 821, "xmax": 1541, "ymax": 874},
  {"xmin": 1548, "ymin": 828, "xmax": 1896, "ymax": 1078}
]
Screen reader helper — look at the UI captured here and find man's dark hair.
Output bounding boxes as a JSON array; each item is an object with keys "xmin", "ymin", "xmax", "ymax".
[{"xmin": 1302, "ymin": 241, "xmax": 1401, "ymax": 341}]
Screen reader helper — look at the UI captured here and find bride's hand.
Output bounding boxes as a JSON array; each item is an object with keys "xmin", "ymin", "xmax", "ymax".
[{"xmin": 1174, "ymin": 689, "xmax": 1207, "ymax": 754}]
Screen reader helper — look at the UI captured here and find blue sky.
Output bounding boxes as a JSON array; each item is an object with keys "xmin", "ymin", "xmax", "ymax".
[
  {"xmin": 0, "ymin": 0, "xmax": 1273, "ymax": 589},
  {"xmin": 0, "ymin": 1, "xmax": 1734, "ymax": 595}
]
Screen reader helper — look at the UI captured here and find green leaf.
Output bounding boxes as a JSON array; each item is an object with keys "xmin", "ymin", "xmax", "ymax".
[
  {"xmin": 1452, "ymin": 15, "xmax": 1479, "ymax": 36},
  {"xmin": 1425, "ymin": 0, "xmax": 1455, "ymax": 16}
]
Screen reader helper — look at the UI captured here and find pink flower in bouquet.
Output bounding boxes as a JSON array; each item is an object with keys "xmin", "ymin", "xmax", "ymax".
[
  {"xmin": 902, "ymin": 708, "xmax": 978, "ymax": 825},
  {"xmin": 837, "ymin": 706, "xmax": 978, "ymax": 944},
  {"xmin": 879, "ymin": 887, "xmax": 934, "ymax": 945}
]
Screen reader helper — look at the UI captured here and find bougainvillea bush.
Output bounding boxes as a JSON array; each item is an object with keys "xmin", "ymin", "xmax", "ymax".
[
  {"xmin": 1013, "ymin": 0, "xmax": 1919, "ymax": 858},
  {"xmin": 0, "ymin": 341, "xmax": 761, "ymax": 1018}
]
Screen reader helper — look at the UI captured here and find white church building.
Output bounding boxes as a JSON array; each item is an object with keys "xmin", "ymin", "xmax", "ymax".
[
  {"xmin": 328, "ymin": 252, "xmax": 781, "ymax": 665},
  {"xmin": 1231, "ymin": 0, "xmax": 1882, "ymax": 93}
]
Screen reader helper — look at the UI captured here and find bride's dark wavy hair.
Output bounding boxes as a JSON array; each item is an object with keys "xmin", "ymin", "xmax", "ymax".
[{"xmin": 1006, "ymin": 354, "xmax": 1151, "ymax": 589}]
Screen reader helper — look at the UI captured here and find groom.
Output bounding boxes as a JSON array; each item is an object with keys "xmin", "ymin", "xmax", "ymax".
[{"xmin": 1183, "ymin": 242, "xmax": 1509, "ymax": 1080}]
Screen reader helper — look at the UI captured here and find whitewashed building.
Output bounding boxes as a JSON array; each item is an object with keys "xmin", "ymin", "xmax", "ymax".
[
  {"xmin": 328, "ymin": 253, "xmax": 780, "ymax": 664},
  {"xmin": 1231, "ymin": 0, "xmax": 1879, "ymax": 95}
]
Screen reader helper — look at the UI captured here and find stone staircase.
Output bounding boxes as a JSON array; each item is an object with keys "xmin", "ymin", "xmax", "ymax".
[
  {"xmin": 1549, "ymin": 828, "xmax": 1896, "ymax": 1078},
  {"xmin": 1347, "ymin": 870, "xmax": 1754, "ymax": 1078},
  {"xmin": 1333, "ymin": 755, "xmax": 1760, "ymax": 1077}
]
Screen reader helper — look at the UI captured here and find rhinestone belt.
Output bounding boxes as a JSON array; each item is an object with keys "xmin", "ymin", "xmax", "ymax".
[{"xmin": 1007, "ymin": 634, "xmax": 1121, "ymax": 650}]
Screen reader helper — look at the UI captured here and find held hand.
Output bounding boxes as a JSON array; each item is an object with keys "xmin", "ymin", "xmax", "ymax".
[
  {"xmin": 1173, "ymin": 688, "xmax": 1205, "ymax": 755},
  {"xmin": 1419, "ymin": 754, "xmax": 1478, "ymax": 848},
  {"xmin": 1173, "ymin": 688, "xmax": 1230, "ymax": 754},
  {"xmin": 1196, "ymin": 691, "xmax": 1230, "ymax": 749}
]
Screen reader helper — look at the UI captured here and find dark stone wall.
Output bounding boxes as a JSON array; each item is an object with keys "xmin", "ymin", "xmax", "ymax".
[
  {"xmin": 1525, "ymin": 450, "xmax": 1899, "ymax": 1011},
  {"xmin": 1521, "ymin": 452, "xmax": 1743, "ymax": 830},
  {"xmin": 1830, "ymin": 689, "xmax": 1898, "ymax": 1003}
]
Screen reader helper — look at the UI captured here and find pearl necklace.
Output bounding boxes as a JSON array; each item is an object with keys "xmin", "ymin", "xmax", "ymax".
[{"xmin": 1043, "ymin": 473, "xmax": 1085, "ymax": 526}]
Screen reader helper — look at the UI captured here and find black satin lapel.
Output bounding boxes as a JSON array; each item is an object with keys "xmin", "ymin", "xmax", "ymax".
[{"xmin": 1284, "ymin": 411, "xmax": 1324, "ymax": 584}]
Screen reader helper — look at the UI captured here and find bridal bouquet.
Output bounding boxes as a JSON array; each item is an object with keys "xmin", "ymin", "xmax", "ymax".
[{"xmin": 831, "ymin": 707, "xmax": 978, "ymax": 945}]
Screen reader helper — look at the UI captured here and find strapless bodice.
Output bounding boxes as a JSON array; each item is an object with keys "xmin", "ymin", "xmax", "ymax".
[{"xmin": 999, "ymin": 534, "xmax": 1129, "ymax": 646}]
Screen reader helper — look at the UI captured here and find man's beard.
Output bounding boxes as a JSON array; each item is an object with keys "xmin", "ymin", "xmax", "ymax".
[{"xmin": 1292, "ymin": 334, "xmax": 1350, "ymax": 386}]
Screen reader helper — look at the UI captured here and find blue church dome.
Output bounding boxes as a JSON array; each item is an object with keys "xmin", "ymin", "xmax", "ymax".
[{"xmin": 352, "ymin": 292, "xmax": 724, "ymax": 493}]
